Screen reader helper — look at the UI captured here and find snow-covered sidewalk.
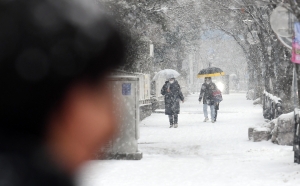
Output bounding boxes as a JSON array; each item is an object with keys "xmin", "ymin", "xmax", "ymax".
[{"xmin": 78, "ymin": 93, "xmax": 299, "ymax": 186}]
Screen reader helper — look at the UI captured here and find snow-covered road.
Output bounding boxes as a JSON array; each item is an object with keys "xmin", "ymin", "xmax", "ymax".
[{"xmin": 78, "ymin": 93, "xmax": 299, "ymax": 186}]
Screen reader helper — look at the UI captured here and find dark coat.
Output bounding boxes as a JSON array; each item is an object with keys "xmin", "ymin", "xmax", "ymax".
[
  {"xmin": 161, "ymin": 80, "xmax": 184, "ymax": 115},
  {"xmin": 199, "ymin": 82, "xmax": 217, "ymax": 105},
  {"xmin": 0, "ymin": 140, "xmax": 74, "ymax": 186}
]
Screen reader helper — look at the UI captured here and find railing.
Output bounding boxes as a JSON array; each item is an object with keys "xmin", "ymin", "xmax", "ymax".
[
  {"xmin": 139, "ymin": 99, "xmax": 152, "ymax": 105},
  {"xmin": 263, "ymin": 91, "xmax": 283, "ymax": 120}
]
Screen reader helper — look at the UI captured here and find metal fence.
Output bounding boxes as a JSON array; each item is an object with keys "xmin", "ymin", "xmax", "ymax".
[
  {"xmin": 154, "ymin": 77, "xmax": 165, "ymax": 102},
  {"xmin": 263, "ymin": 91, "xmax": 283, "ymax": 120}
]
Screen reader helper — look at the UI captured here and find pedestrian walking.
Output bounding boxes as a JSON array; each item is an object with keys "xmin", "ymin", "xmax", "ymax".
[
  {"xmin": 161, "ymin": 76, "xmax": 184, "ymax": 128},
  {"xmin": 198, "ymin": 77, "xmax": 218, "ymax": 123}
]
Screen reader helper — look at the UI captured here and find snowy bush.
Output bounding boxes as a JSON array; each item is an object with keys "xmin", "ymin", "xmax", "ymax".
[
  {"xmin": 246, "ymin": 89, "xmax": 255, "ymax": 100},
  {"xmin": 253, "ymin": 98, "xmax": 261, "ymax": 105},
  {"xmin": 271, "ymin": 112, "xmax": 295, "ymax": 146}
]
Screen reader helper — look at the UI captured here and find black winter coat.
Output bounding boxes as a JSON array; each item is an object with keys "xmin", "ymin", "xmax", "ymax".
[
  {"xmin": 199, "ymin": 82, "xmax": 217, "ymax": 105},
  {"xmin": 0, "ymin": 139, "xmax": 74, "ymax": 186},
  {"xmin": 161, "ymin": 80, "xmax": 184, "ymax": 115}
]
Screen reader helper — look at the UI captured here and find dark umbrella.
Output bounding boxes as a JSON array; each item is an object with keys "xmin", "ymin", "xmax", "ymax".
[{"xmin": 197, "ymin": 67, "xmax": 225, "ymax": 78}]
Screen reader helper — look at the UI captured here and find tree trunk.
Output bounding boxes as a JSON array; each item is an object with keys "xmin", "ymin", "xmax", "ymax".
[
  {"xmin": 250, "ymin": 45, "xmax": 264, "ymax": 99},
  {"xmin": 276, "ymin": 50, "xmax": 293, "ymax": 113}
]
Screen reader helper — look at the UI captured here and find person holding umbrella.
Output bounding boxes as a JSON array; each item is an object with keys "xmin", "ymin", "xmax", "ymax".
[
  {"xmin": 197, "ymin": 66, "xmax": 225, "ymax": 123},
  {"xmin": 198, "ymin": 77, "xmax": 218, "ymax": 123},
  {"xmin": 161, "ymin": 75, "xmax": 184, "ymax": 128}
]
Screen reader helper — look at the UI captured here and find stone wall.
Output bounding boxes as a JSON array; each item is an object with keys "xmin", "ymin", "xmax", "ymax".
[
  {"xmin": 252, "ymin": 127, "xmax": 271, "ymax": 142},
  {"xmin": 140, "ymin": 103, "xmax": 152, "ymax": 121},
  {"xmin": 248, "ymin": 112, "xmax": 294, "ymax": 146}
]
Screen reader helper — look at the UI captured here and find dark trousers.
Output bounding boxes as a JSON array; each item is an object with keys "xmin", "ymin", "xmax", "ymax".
[
  {"xmin": 215, "ymin": 103, "xmax": 219, "ymax": 121},
  {"xmin": 169, "ymin": 114, "xmax": 178, "ymax": 125}
]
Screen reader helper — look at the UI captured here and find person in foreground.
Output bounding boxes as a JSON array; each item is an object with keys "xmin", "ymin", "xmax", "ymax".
[
  {"xmin": 0, "ymin": 0, "xmax": 126, "ymax": 185},
  {"xmin": 161, "ymin": 75, "xmax": 184, "ymax": 128},
  {"xmin": 198, "ymin": 77, "xmax": 218, "ymax": 123}
]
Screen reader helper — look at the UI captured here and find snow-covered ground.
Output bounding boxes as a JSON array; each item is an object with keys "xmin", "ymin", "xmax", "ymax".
[{"xmin": 77, "ymin": 93, "xmax": 300, "ymax": 186}]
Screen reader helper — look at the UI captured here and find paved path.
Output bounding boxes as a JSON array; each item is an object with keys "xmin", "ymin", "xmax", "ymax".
[{"xmin": 78, "ymin": 93, "xmax": 298, "ymax": 186}]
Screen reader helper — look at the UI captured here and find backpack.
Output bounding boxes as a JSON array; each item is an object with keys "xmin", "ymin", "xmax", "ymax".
[{"xmin": 212, "ymin": 89, "xmax": 223, "ymax": 102}]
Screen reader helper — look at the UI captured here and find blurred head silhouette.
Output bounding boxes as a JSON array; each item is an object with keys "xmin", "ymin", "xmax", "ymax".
[
  {"xmin": 205, "ymin": 77, "xmax": 212, "ymax": 84},
  {"xmin": 0, "ymin": 0, "xmax": 126, "ymax": 183}
]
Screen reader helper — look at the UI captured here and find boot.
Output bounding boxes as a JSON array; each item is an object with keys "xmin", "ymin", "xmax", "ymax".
[
  {"xmin": 170, "ymin": 124, "xmax": 173, "ymax": 128},
  {"xmin": 204, "ymin": 118, "xmax": 209, "ymax": 122},
  {"xmin": 174, "ymin": 123, "xmax": 178, "ymax": 128}
]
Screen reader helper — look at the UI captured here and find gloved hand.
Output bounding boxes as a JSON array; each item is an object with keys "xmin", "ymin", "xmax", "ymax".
[{"xmin": 198, "ymin": 98, "xmax": 202, "ymax": 102}]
